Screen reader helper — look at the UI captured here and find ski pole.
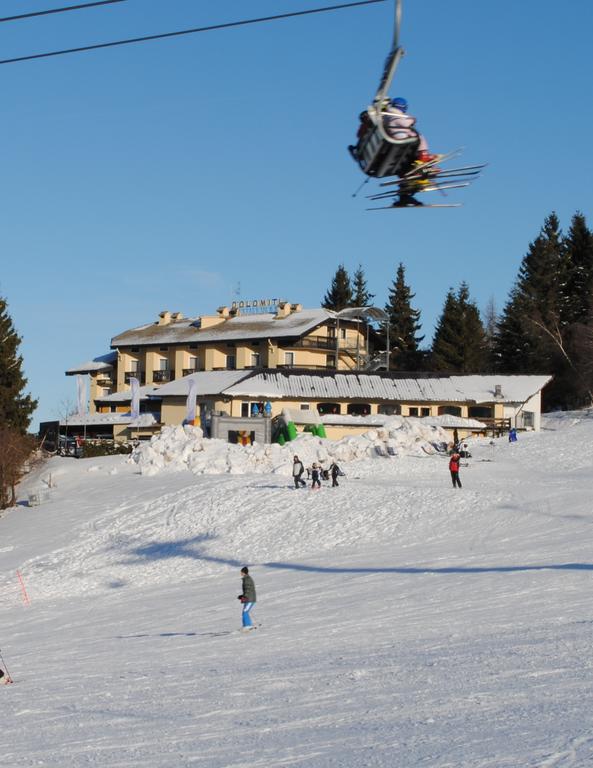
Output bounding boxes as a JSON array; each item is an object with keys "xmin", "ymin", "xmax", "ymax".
[
  {"xmin": 0, "ymin": 647, "xmax": 14, "ymax": 683},
  {"xmin": 352, "ymin": 176, "xmax": 370, "ymax": 198}
]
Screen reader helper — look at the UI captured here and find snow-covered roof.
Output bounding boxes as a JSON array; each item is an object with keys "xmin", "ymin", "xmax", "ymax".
[
  {"xmin": 60, "ymin": 413, "xmax": 157, "ymax": 427},
  {"xmin": 223, "ymin": 371, "xmax": 552, "ymax": 404},
  {"xmin": 96, "ymin": 385, "xmax": 162, "ymax": 403},
  {"xmin": 448, "ymin": 375, "xmax": 552, "ymax": 404},
  {"xmin": 65, "ymin": 352, "xmax": 116, "ymax": 375},
  {"xmin": 317, "ymin": 413, "xmax": 486, "ymax": 429},
  {"xmin": 151, "ymin": 370, "xmax": 252, "ymax": 397},
  {"xmin": 111, "ymin": 309, "xmax": 333, "ymax": 347}
]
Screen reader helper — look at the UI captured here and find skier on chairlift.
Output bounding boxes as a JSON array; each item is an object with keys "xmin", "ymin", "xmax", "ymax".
[{"xmin": 382, "ymin": 97, "xmax": 439, "ymax": 166}]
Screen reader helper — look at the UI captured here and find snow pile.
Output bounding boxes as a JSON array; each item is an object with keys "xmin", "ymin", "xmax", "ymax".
[
  {"xmin": 542, "ymin": 408, "xmax": 593, "ymax": 430},
  {"xmin": 131, "ymin": 417, "xmax": 450, "ymax": 476}
]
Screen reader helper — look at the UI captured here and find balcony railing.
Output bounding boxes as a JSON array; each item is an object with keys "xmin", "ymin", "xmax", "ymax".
[
  {"xmin": 288, "ymin": 336, "xmax": 366, "ymax": 353},
  {"xmin": 152, "ymin": 369, "xmax": 175, "ymax": 382},
  {"xmin": 182, "ymin": 368, "xmax": 200, "ymax": 377},
  {"xmin": 124, "ymin": 372, "xmax": 145, "ymax": 385},
  {"xmin": 96, "ymin": 376, "xmax": 113, "ymax": 386}
]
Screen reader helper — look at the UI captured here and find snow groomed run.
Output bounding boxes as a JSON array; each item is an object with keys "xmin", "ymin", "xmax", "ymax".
[{"xmin": 1, "ymin": 412, "xmax": 593, "ymax": 766}]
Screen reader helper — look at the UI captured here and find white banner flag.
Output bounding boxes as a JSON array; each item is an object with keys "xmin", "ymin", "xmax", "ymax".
[
  {"xmin": 186, "ymin": 379, "xmax": 197, "ymax": 423},
  {"xmin": 76, "ymin": 375, "xmax": 88, "ymax": 416},
  {"xmin": 130, "ymin": 377, "xmax": 140, "ymax": 420}
]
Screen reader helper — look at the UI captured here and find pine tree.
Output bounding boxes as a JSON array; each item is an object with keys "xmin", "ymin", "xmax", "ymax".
[
  {"xmin": 384, "ymin": 263, "xmax": 424, "ymax": 369},
  {"xmin": 563, "ymin": 212, "xmax": 593, "ymax": 324},
  {"xmin": 321, "ymin": 265, "xmax": 353, "ymax": 311},
  {"xmin": 351, "ymin": 265, "xmax": 374, "ymax": 307},
  {"xmin": 432, "ymin": 283, "xmax": 487, "ymax": 372},
  {"xmin": 431, "ymin": 289, "xmax": 462, "ymax": 371},
  {"xmin": 483, "ymin": 296, "xmax": 498, "ymax": 371},
  {"xmin": 495, "ymin": 213, "xmax": 567, "ymax": 374},
  {"xmin": 0, "ymin": 296, "xmax": 37, "ymax": 434}
]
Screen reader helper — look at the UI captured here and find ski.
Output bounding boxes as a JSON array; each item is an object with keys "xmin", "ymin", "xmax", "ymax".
[
  {"xmin": 368, "ymin": 203, "xmax": 462, "ymax": 210},
  {"xmin": 369, "ymin": 182, "xmax": 471, "ymax": 201},
  {"xmin": 402, "ymin": 147, "xmax": 464, "ymax": 178},
  {"xmin": 379, "ymin": 164, "xmax": 486, "ymax": 187}
]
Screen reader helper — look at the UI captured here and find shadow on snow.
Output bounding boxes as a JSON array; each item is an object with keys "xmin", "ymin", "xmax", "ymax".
[{"xmin": 122, "ymin": 535, "xmax": 593, "ymax": 576}]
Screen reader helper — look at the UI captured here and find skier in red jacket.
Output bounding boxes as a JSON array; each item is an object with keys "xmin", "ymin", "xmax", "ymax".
[{"xmin": 449, "ymin": 452, "xmax": 462, "ymax": 488}]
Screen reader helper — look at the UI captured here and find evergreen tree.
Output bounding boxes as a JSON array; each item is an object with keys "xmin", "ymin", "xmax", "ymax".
[
  {"xmin": 384, "ymin": 263, "xmax": 424, "ymax": 369},
  {"xmin": 483, "ymin": 296, "xmax": 498, "ymax": 371},
  {"xmin": 432, "ymin": 283, "xmax": 487, "ymax": 372},
  {"xmin": 563, "ymin": 212, "xmax": 593, "ymax": 324},
  {"xmin": 351, "ymin": 265, "xmax": 374, "ymax": 307},
  {"xmin": 431, "ymin": 289, "xmax": 462, "ymax": 371},
  {"xmin": 0, "ymin": 296, "xmax": 37, "ymax": 434},
  {"xmin": 321, "ymin": 265, "xmax": 353, "ymax": 311},
  {"xmin": 495, "ymin": 213, "xmax": 567, "ymax": 374}
]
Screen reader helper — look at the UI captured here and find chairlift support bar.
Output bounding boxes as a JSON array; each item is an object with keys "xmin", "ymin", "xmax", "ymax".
[{"xmin": 374, "ymin": 0, "xmax": 403, "ymax": 105}]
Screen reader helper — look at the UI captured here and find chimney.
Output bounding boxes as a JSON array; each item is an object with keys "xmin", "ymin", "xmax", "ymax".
[
  {"xmin": 494, "ymin": 384, "xmax": 503, "ymax": 398},
  {"xmin": 290, "ymin": 303, "xmax": 303, "ymax": 314},
  {"xmin": 170, "ymin": 312, "xmax": 184, "ymax": 321},
  {"xmin": 275, "ymin": 301, "xmax": 291, "ymax": 319},
  {"xmin": 158, "ymin": 311, "xmax": 172, "ymax": 326},
  {"xmin": 217, "ymin": 306, "xmax": 230, "ymax": 318}
]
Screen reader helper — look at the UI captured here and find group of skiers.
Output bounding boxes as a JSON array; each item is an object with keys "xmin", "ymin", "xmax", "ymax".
[{"xmin": 292, "ymin": 455, "xmax": 343, "ymax": 490}]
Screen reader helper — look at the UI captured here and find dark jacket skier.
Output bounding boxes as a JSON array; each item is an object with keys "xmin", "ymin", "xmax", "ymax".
[
  {"xmin": 238, "ymin": 566, "xmax": 257, "ymax": 630},
  {"xmin": 329, "ymin": 461, "xmax": 341, "ymax": 487},
  {"xmin": 292, "ymin": 455, "xmax": 306, "ymax": 488}
]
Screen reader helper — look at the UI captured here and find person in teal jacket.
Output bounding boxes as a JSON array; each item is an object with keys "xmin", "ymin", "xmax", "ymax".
[{"xmin": 238, "ymin": 566, "xmax": 257, "ymax": 630}]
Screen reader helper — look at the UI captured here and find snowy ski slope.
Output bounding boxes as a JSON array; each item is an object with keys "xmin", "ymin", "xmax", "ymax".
[{"xmin": 1, "ymin": 415, "xmax": 593, "ymax": 767}]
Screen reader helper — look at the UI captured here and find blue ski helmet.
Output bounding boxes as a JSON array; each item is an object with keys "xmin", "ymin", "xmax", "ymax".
[{"xmin": 390, "ymin": 97, "xmax": 408, "ymax": 112}]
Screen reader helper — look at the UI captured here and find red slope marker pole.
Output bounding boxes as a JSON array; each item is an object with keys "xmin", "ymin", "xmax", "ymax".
[{"xmin": 17, "ymin": 570, "xmax": 30, "ymax": 606}]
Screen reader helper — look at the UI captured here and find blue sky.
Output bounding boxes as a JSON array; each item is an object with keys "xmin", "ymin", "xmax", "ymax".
[{"xmin": 1, "ymin": 0, "xmax": 592, "ymax": 427}]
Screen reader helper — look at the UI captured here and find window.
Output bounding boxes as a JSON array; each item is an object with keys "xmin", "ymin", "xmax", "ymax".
[
  {"xmin": 251, "ymin": 352, "xmax": 261, "ymax": 367},
  {"xmin": 469, "ymin": 405, "xmax": 493, "ymax": 419},
  {"xmin": 189, "ymin": 343, "xmax": 197, "ymax": 350},
  {"xmin": 378, "ymin": 404, "xmax": 401, "ymax": 416},
  {"xmin": 318, "ymin": 402, "xmax": 341, "ymax": 415},
  {"xmin": 421, "ymin": 408, "xmax": 431, "ymax": 417},
  {"xmin": 102, "ymin": 388, "xmax": 111, "ymax": 397},
  {"xmin": 284, "ymin": 352, "xmax": 295, "ymax": 366},
  {"xmin": 347, "ymin": 403, "xmax": 371, "ymax": 416},
  {"xmin": 340, "ymin": 328, "xmax": 347, "ymax": 340},
  {"xmin": 226, "ymin": 355, "xmax": 236, "ymax": 370},
  {"xmin": 522, "ymin": 411, "xmax": 535, "ymax": 428},
  {"xmin": 326, "ymin": 354, "xmax": 336, "ymax": 368},
  {"xmin": 159, "ymin": 346, "xmax": 169, "ymax": 352},
  {"xmin": 438, "ymin": 405, "xmax": 462, "ymax": 417},
  {"xmin": 159, "ymin": 358, "xmax": 169, "ymax": 371},
  {"xmin": 131, "ymin": 346, "xmax": 139, "ymax": 353},
  {"xmin": 300, "ymin": 403, "xmax": 310, "ymax": 410},
  {"xmin": 188, "ymin": 356, "xmax": 198, "ymax": 370},
  {"xmin": 241, "ymin": 401, "xmax": 264, "ymax": 417},
  {"xmin": 408, "ymin": 407, "xmax": 419, "ymax": 417},
  {"xmin": 129, "ymin": 360, "xmax": 138, "ymax": 372}
]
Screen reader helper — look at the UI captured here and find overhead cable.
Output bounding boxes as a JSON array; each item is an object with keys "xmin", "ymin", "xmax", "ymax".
[
  {"xmin": 0, "ymin": 0, "xmax": 127, "ymax": 24},
  {"xmin": 0, "ymin": 0, "xmax": 387, "ymax": 66}
]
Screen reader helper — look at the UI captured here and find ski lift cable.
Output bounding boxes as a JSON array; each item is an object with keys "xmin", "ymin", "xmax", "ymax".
[
  {"xmin": 0, "ymin": 0, "xmax": 127, "ymax": 25},
  {"xmin": 0, "ymin": 0, "xmax": 388, "ymax": 66}
]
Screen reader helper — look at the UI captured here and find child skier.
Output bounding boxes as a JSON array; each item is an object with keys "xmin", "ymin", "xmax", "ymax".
[
  {"xmin": 237, "ymin": 566, "xmax": 257, "ymax": 631},
  {"xmin": 311, "ymin": 463, "xmax": 321, "ymax": 490},
  {"xmin": 449, "ymin": 451, "xmax": 462, "ymax": 489}
]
